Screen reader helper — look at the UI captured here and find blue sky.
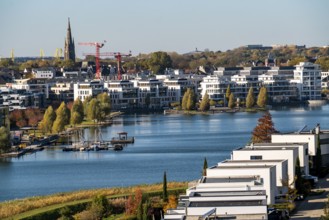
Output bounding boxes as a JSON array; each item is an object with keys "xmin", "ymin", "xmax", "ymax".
[{"xmin": 1, "ymin": 0, "xmax": 328, "ymax": 58}]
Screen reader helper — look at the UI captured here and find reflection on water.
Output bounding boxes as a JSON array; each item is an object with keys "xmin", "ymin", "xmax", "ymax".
[{"xmin": 0, "ymin": 105, "xmax": 328, "ymax": 201}]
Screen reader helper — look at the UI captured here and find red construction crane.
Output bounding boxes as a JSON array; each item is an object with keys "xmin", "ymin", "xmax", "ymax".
[
  {"xmin": 99, "ymin": 51, "xmax": 132, "ymax": 80},
  {"xmin": 78, "ymin": 40, "xmax": 106, "ymax": 79}
]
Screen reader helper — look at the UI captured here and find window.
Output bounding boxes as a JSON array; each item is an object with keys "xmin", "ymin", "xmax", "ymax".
[{"xmin": 250, "ymin": 155, "xmax": 262, "ymax": 160}]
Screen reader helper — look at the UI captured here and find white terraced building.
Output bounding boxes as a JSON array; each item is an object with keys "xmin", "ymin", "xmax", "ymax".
[
  {"xmin": 218, "ymin": 159, "xmax": 288, "ymax": 195},
  {"xmin": 206, "ymin": 165, "xmax": 276, "ymax": 205},
  {"xmin": 232, "ymin": 145, "xmax": 299, "ymax": 186},
  {"xmin": 165, "ymin": 176, "xmax": 268, "ymax": 220}
]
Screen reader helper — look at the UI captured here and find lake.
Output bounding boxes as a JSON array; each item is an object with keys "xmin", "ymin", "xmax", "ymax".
[{"xmin": 0, "ymin": 104, "xmax": 328, "ymax": 201}]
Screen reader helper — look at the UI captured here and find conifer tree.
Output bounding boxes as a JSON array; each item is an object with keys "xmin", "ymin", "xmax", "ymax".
[
  {"xmin": 246, "ymin": 86, "xmax": 255, "ymax": 109},
  {"xmin": 0, "ymin": 126, "xmax": 11, "ymax": 153},
  {"xmin": 257, "ymin": 86, "xmax": 268, "ymax": 108},
  {"xmin": 251, "ymin": 111, "xmax": 277, "ymax": 143},
  {"xmin": 163, "ymin": 171, "xmax": 168, "ymax": 202},
  {"xmin": 295, "ymin": 157, "xmax": 304, "ymax": 194},
  {"xmin": 200, "ymin": 92, "xmax": 210, "ymax": 111},
  {"xmin": 186, "ymin": 89, "xmax": 195, "ymax": 110},
  {"xmin": 52, "ymin": 102, "xmax": 70, "ymax": 133},
  {"xmin": 203, "ymin": 157, "xmax": 208, "ymax": 176},
  {"xmin": 225, "ymin": 85, "xmax": 231, "ymax": 104},
  {"xmin": 39, "ymin": 106, "xmax": 56, "ymax": 134},
  {"xmin": 228, "ymin": 93, "xmax": 235, "ymax": 109},
  {"xmin": 315, "ymin": 133, "xmax": 322, "ymax": 176},
  {"xmin": 181, "ymin": 89, "xmax": 188, "ymax": 110}
]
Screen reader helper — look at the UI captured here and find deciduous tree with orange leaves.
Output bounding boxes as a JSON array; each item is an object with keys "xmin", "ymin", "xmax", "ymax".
[{"xmin": 252, "ymin": 111, "xmax": 277, "ymax": 143}]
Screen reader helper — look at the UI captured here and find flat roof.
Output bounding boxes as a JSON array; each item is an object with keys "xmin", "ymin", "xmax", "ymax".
[
  {"xmin": 221, "ymin": 159, "xmax": 286, "ymax": 164},
  {"xmin": 193, "ymin": 190, "xmax": 266, "ymax": 197},
  {"xmin": 203, "ymin": 176, "xmax": 258, "ymax": 183},
  {"xmin": 252, "ymin": 143, "xmax": 306, "ymax": 146},
  {"xmin": 237, "ymin": 146, "xmax": 297, "ymax": 151},
  {"xmin": 189, "ymin": 200, "xmax": 265, "ymax": 207},
  {"xmin": 210, "ymin": 165, "xmax": 274, "ymax": 169}
]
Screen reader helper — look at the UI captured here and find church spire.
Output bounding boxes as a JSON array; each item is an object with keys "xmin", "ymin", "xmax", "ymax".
[{"xmin": 64, "ymin": 17, "xmax": 75, "ymax": 62}]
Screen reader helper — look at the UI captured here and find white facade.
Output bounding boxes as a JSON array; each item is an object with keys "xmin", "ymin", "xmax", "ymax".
[
  {"xmin": 232, "ymin": 146, "xmax": 298, "ymax": 186},
  {"xmin": 104, "ymin": 80, "xmax": 138, "ymax": 109},
  {"xmin": 32, "ymin": 68, "xmax": 55, "ymax": 79},
  {"xmin": 73, "ymin": 80, "xmax": 105, "ymax": 102},
  {"xmin": 206, "ymin": 165, "xmax": 276, "ymax": 205},
  {"xmin": 291, "ymin": 62, "xmax": 322, "ymax": 101},
  {"xmin": 218, "ymin": 159, "xmax": 288, "ymax": 194},
  {"xmin": 252, "ymin": 143, "xmax": 309, "ymax": 175}
]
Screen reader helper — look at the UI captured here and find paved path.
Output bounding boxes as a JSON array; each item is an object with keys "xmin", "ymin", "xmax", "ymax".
[{"xmin": 291, "ymin": 175, "xmax": 329, "ymax": 219}]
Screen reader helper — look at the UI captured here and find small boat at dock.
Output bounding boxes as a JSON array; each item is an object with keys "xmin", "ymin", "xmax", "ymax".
[
  {"xmin": 110, "ymin": 132, "xmax": 134, "ymax": 144},
  {"xmin": 113, "ymin": 144, "xmax": 123, "ymax": 151}
]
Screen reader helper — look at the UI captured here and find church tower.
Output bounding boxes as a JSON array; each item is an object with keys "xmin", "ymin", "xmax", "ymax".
[{"xmin": 64, "ymin": 18, "xmax": 76, "ymax": 61}]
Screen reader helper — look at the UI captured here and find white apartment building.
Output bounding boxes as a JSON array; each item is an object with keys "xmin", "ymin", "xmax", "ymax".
[
  {"xmin": 163, "ymin": 77, "xmax": 197, "ymax": 103},
  {"xmin": 104, "ymin": 80, "xmax": 138, "ymax": 109},
  {"xmin": 271, "ymin": 124, "xmax": 329, "ymax": 166},
  {"xmin": 252, "ymin": 143, "xmax": 309, "ymax": 175},
  {"xmin": 73, "ymin": 80, "xmax": 106, "ymax": 102},
  {"xmin": 232, "ymin": 145, "xmax": 298, "ymax": 186},
  {"xmin": 32, "ymin": 68, "xmax": 55, "ymax": 79},
  {"xmin": 206, "ymin": 165, "xmax": 277, "ymax": 205},
  {"xmin": 50, "ymin": 81, "xmax": 74, "ymax": 102},
  {"xmin": 132, "ymin": 79, "xmax": 170, "ymax": 108},
  {"xmin": 166, "ymin": 176, "xmax": 268, "ymax": 220},
  {"xmin": 199, "ymin": 76, "xmax": 229, "ymax": 103},
  {"xmin": 291, "ymin": 62, "xmax": 322, "ymax": 101},
  {"xmin": 218, "ymin": 159, "xmax": 288, "ymax": 195}
]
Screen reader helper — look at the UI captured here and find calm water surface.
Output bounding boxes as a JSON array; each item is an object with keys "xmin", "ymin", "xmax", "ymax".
[{"xmin": 0, "ymin": 105, "xmax": 328, "ymax": 201}]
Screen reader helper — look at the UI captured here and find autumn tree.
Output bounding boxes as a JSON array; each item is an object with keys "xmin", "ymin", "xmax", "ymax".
[
  {"xmin": 257, "ymin": 86, "xmax": 268, "ymax": 108},
  {"xmin": 163, "ymin": 195, "xmax": 178, "ymax": 213},
  {"xmin": 200, "ymin": 92, "xmax": 210, "ymax": 111},
  {"xmin": 97, "ymin": 92, "xmax": 111, "ymax": 121},
  {"xmin": 228, "ymin": 93, "xmax": 235, "ymax": 109},
  {"xmin": 181, "ymin": 88, "xmax": 195, "ymax": 111},
  {"xmin": 39, "ymin": 106, "xmax": 56, "ymax": 134},
  {"xmin": 251, "ymin": 111, "xmax": 277, "ymax": 143},
  {"xmin": 70, "ymin": 98, "xmax": 84, "ymax": 126},
  {"xmin": 0, "ymin": 126, "xmax": 11, "ymax": 153},
  {"xmin": 125, "ymin": 188, "xmax": 143, "ymax": 216},
  {"xmin": 52, "ymin": 102, "xmax": 70, "ymax": 133},
  {"xmin": 9, "ymin": 110, "xmax": 27, "ymax": 128},
  {"xmin": 246, "ymin": 87, "xmax": 255, "ymax": 108},
  {"xmin": 87, "ymin": 98, "xmax": 101, "ymax": 123},
  {"xmin": 163, "ymin": 171, "xmax": 168, "ymax": 202},
  {"xmin": 83, "ymin": 96, "xmax": 92, "ymax": 116}
]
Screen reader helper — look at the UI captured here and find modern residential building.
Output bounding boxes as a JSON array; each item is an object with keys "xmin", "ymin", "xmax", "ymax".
[
  {"xmin": 73, "ymin": 80, "xmax": 106, "ymax": 102},
  {"xmin": 232, "ymin": 145, "xmax": 299, "ymax": 186},
  {"xmin": 290, "ymin": 62, "xmax": 322, "ymax": 101},
  {"xmin": 32, "ymin": 68, "xmax": 55, "ymax": 79},
  {"xmin": 206, "ymin": 164, "xmax": 277, "ymax": 204},
  {"xmin": 104, "ymin": 80, "xmax": 138, "ymax": 109},
  {"xmin": 218, "ymin": 159, "xmax": 289, "ymax": 195},
  {"xmin": 272, "ymin": 124, "xmax": 329, "ymax": 166},
  {"xmin": 165, "ymin": 176, "xmax": 268, "ymax": 220},
  {"xmin": 49, "ymin": 81, "xmax": 74, "ymax": 102}
]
